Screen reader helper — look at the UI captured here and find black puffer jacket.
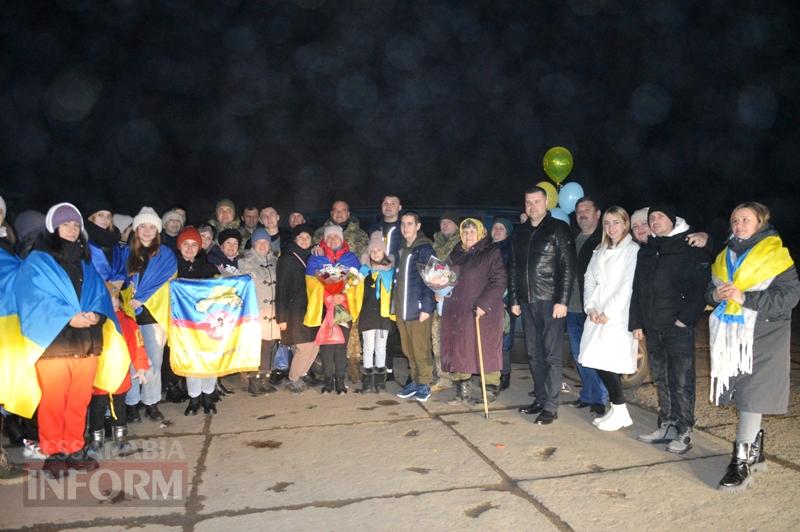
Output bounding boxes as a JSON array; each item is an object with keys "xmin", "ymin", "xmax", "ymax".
[
  {"xmin": 629, "ymin": 228, "xmax": 711, "ymax": 332},
  {"xmin": 509, "ymin": 213, "xmax": 576, "ymax": 306}
]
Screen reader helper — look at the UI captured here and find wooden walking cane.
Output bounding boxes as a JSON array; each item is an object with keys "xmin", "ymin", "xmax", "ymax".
[{"xmin": 475, "ymin": 314, "xmax": 490, "ymax": 419}]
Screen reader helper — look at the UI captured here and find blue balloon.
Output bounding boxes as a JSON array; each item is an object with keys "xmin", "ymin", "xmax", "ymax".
[
  {"xmin": 558, "ymin": 182, "xmax": 584, "ymax": 215},
  {"xmin": 549, "ymin": 207, "xmax": 570, "ymax": 224}
]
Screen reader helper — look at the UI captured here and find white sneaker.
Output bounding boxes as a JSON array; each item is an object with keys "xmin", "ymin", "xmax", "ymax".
[
  {"xmin": 597, "ymin": 404, "xmax": 633, "ymax": 432},
  {"xmin": 593, "ymin": 404, "xmax": 615, "ymax": 426},
  {"xmin": 22, "ymin": 439, "xmax": 46, "ymax": 460}
]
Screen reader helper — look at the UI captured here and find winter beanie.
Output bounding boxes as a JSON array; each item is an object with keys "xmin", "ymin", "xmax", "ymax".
[
  {"xmin": 630, "ymin": 207, "xmax": 649, "ymax": 227},
  {"xmin": 648, "ymin": 203, "xmax": 677, "ymax": 227},
  {"xmin": 250, "ymin": 227, "xmax": 271, "ymax": 244},
  {"xmin": 440, "ymin": 211, "xmax": 461, "ymax": 225},
  {"xmin": 493, "ymin": 218, "xmax": 513, "ymax": 238},
  {"xmin": 45, "ymin": 202, "xmax": 83, "ymax": 233},
  {"xmin": 162, "ymin": 209, "xmax": 185, "ymax": 230},
  {"xmin": 291, "ymin": 223, "xmax": 314, "ymax": 241},
  {"xmin": 113, "ymin": 214, "xmax": 134, "ymax": 234},
  {"xmin": 133, "ymin": 207, "xmax": 163, "ymax": 232},
  {"xmin": 218, "ymin": 228, "xmax": 242, "ymax": 245},
  {"xmin": 177, "ymin": 226, "xmax": 202, "ymax": 248},
  {"xmin": 323, "ymin": 224, "xmax": 344, "ymax": 240},
  {"xmin": 14, "ymin": 210, "xmax": 46, "ymax": 241}
]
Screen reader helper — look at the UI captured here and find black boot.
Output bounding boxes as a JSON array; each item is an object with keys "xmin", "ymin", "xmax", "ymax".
[
  {"xmin": 335, "ymin": 376, "xmax": 347, "ymax": 395},
  {"xmin": 126, "ymin": 404, "xmax": 141, "ymax": 423},
  {"xmin": 358, "ymin": 368, "xmax": 374, "ymax": 393},
  {"xmin": 749, "ymin": 429, "xmax": 767, "ymax": 473},
  {"xmin": 258, "ymin": 374, "xmax": 278, "ymax": 395},
  {"xmin": 302, "ymin": 369, "xmax": 321, "ymax": 386},
  {"xmin": 321, "ymin": 377, "xmax": 334, "ymax": 394},
  {"xmin": 268, "ymin": 370, "xmax": 287, "ymax": 386},
  {"xmin": 248, "ymin": 376, "xmax": 264, "ymax": 395},
  {"xmin": 144, "ymin": 404, "xmax": 164, "ymax": 422},
  {"xmin": 719, "ymin": 441, "xmax": 752, "ymax": 491},
  {"xmin": 184, "ymin": 396, "xmax": 201, "ymax": 416},
  {"xmin": 385, "ymin": 368, "xmax": 396, "ymax": 382},
  {"xmin": 202, "ymin": 393, "xmax": 217, "ymax": 415},
  {"xmin": 42, "ymin": 453, "xmax": 69, "ymax": 479},
  {"xmin": 66, "ymin": 448, "xmax": 99, "ymax": 472},
  {"xmin": 473, "ymin": 384, "xmax": 499, "ymax": 404},
  {"xmin": 499, "ymin": 373, "xmax": 511, "ymax": 391},
  {"xmin": 373, "ymin": 368, "xmax": 387, "ymax": 393}
]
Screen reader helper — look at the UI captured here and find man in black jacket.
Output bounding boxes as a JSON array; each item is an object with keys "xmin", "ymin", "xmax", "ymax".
[
  {"xmin": 566, "ymin": 197, "xmax": 608, "ymax": 415},
  {"xmin": 629, "ymin": 204, "xmax": 710, "ymax": 454},
  {"xmin": 510, "ymin": 187, "xmax": 577, "ymax": 424}
]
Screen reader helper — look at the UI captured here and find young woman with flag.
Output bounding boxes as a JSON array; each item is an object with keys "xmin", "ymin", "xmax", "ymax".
[
  {"xmin": 121, "ymin": 207, "xmax": 177, "ymax": 423},
  {"xmin": 707, "ymin": 202, "xmax": 799, "ymax": 492},
  {"xmin": 11, "ymin": 203, "xmax": 129, "ymax": 477}
]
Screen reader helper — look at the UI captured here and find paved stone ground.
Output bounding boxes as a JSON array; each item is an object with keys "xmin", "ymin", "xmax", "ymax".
[{"xmin": 1, "ymin": 316, "xmax": 798, "ymax": 531}]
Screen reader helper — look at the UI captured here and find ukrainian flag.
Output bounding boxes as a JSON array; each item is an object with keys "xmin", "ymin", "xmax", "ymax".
[
  {"xmin": 169, "ymin": 275, "xmax": 261, "ymax": 378},
  {"xmin": 119, "ymin": 246, "xmax": 177, "ymax": 331},
  {"xmin": 4, "ymin": 251, "xmax": 130, "ymax": 419},
  {"xmin": 0, "ymin": 249, "xmax": 24, "ymax": 410},
  {"xmin": 303, "ymin": 253, "xmax": 364, "ymax": 327}
]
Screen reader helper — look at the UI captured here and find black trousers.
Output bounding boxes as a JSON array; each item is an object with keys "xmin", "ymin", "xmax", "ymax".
[
  {"xmin": 88, "ymin": 393, "xmax": 127, "ymax": 432},
  {"xmin": 319, "ymin": 344, "xmax": 347, "ymax": 379},
  {"xmin": 520, "ymin": 300, "xmax": 565, "ymax": 412}
]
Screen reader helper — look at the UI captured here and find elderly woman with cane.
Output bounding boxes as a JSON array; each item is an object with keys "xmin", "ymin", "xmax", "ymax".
[
  {"xmin": 441, "ymin": 218, "xmax": 507, "ymax": 406},
  {"xmin": 707, "ymin": 202, "xmax": 799, "ymax": 492}
]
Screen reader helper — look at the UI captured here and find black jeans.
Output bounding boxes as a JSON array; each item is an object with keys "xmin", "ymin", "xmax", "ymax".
[
  {"xmin": 520, "ymin": 301, "xmax": 565, "ymax": 412},
  {"xmin": 646, "ymin": 326, "xmax": 696, "ymax": 432},
  {"xmin": 319, "ymin": 344, "xmax": 347, "ymax": 379}
]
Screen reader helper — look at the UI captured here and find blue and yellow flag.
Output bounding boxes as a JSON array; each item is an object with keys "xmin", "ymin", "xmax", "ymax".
[
  {"xmin": 5, "ymin": 251, "xmax": 130, "ymax": 418},
  {"xmin": 169, "ymin": 275, "xmax": 261, "ymax": 378},
  {"xmin": 89, "ymin": 242, "xmax": 127, "ymax": 283},
  {"xmin": 0, "ymin": 249, "xmax": 24, "ymax": 410},
  {"xmin": 119, "ymin": 246, "xmax": 177, "ymax": 330},
  {"xmin": 303, "ymin": 252, "xmax": 364, "ymax": 327}
]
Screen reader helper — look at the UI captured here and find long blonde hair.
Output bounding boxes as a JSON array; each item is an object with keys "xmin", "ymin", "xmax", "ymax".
[{"xmin": 600, "ymin": 206, "xmax": 631, "ymax": 249}]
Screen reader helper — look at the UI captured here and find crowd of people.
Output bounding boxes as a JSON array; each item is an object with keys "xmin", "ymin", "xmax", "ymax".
[{"xmin": 0, "ymin": 190, "xmax": 797, "ymax": 494}]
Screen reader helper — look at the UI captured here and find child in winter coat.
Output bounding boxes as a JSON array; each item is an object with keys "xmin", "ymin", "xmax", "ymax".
[
  {"xmin": 357, "ymin": 232, "xmax": 395, "ymax": 393},
  {"xmin": 87, "ymin": 292, "xmax": 149, "ymax": 458}
]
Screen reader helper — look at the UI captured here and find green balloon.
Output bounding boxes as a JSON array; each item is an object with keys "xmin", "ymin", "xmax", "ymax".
[{"xmin": 543, "ymin": 146, "xmax": 573, "ymax": 184}]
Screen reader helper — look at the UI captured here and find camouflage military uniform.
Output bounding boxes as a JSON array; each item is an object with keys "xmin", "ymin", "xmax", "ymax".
[{"xmin": 430, "ymin": 231, "xmax": 461, "ymax": 391}]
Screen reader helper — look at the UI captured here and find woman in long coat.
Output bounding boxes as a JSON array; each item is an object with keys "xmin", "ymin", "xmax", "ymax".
[
  {"xmin": 441, "ymin": 218, "xmax": 507, "ymax": 404},
  {"xmin": 706, "ymin": 202, "xmax": 799, "ymax": 492},
  {"xmin": 275, "ymin": 224, "xmax": 319, "ymax": 393},
  {"xmin": 578, "ymin": 206, "xmax": 639, "ymax": 431}
]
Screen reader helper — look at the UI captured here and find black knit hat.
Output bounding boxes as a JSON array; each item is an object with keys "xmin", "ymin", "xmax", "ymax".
[
  {"xmin": 218, "ymin": 228, "xmax": 242, "ymax": 245},
  {"xmin": 291, "ymin": 223, "xmax": 314, "ymax": 240},
  {"xmin": 440, "ymin": 211, "xmax": 461, "ymax": 225},
  {"xmin": 647, "ymin": 203, "xmax": 676, "ymax": 227}
]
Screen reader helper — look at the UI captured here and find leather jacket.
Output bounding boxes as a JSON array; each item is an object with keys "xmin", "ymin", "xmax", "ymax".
[{"xmin": 509, "ymin": 213, "xmax": 576, "ymax": 307}]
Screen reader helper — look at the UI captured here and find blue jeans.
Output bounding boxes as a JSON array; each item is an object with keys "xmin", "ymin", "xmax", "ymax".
[
  {"xmin": 566, "ymin": 312, "xmax": 608, "ymax": 405},
  {"xmin": 646, "ymin": 325, "xmax": 696, "ymax": 432},
  {"xmin": 125, "ymin": 323, "xmax": 166, "ymax": 406}
]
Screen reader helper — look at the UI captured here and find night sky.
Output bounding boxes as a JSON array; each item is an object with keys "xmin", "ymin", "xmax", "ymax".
[{"xmin": 1, "ymin": 0, "xmax": 799, "ymax": 247}]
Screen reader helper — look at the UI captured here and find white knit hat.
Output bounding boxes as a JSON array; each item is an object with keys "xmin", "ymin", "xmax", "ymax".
[
  {"xmin": 113, "ymin": 213, "xmax": 134, "ymax": 234},
  {"xmin": 133, "ymin": 206, "xmax": 162, "ymax": 232},
  {"xmin": 161, "ymin": 209, "xmax": 184, "ymax": 228}
]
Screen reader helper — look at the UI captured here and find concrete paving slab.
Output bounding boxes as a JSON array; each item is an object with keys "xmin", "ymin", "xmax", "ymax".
[
  {"xmin": 435, "ymin": 405, "xmax": 728, "ymax": 481},
  {"xmin": 198, "ymin": 418, "xmax": 501, "ymax": 514},
  {"xmin": 194, "ymin": 487, "xmax": 559, "ymax": 532},
  {"xmin": 520, "ymin": 455, "xmax": 800, "ymax": 530},
  {"xmin": 206, "ymin": 385, "xmax": 427, "ymax": 435},
  {"xmin": 0, "ymin": 435, "xmax": 204, "ymax": 530},
  {"xmin": 61, "ymin": 526, "xmax": 181, "ymax": 532}
]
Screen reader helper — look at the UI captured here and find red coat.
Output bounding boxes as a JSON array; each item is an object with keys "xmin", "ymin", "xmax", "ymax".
[
  {"xmin": 441, "ymin": 237, "xmax": 507, "ymax": 374},
  {"xmin": 92, "ymin": 310, "xmax": 149, "ymax": 395}
]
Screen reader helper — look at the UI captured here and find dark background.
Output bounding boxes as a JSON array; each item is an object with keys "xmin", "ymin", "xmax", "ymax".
[{"xmin": 1, "ymin": 0, "xmax": 798, "ymax": 248}]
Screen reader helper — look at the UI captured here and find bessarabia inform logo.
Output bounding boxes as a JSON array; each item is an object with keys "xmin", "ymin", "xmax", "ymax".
[{"xmin": 23, "ymin": 440, "xmax": 189, "ymax": 507}]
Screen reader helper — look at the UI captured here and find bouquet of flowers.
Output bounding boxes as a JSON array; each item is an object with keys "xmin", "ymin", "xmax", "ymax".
[
  {"xmin": 418, "ymin": 256, "xmax": 458, "ymax": 314},
  {"xmin": 314, "ymin": 264, "xmax": 363, "ymax": 344}
]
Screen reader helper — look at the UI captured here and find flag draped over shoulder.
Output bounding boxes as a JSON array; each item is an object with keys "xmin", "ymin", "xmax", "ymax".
[
  {"xmin": 303, "ymin": 252, "xmax": 364, "ymax": 328},
  {"xmin": 169, "ymin": 275, "xmax": 261, "ymax": 378},
  {"xmin": 119, "ymin": 246, "xmax": 177, "ymax": 330},
  {"xmin": 0, "ymin": 249, "xmax": 23, "ymax": 410},
  {"xmin": 5, "ymin": 251, "xmax": 130, "ymax": 418},
  {"xmin": 89, "ymin": 242, "xmax": 127, "ymax": 283}
]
